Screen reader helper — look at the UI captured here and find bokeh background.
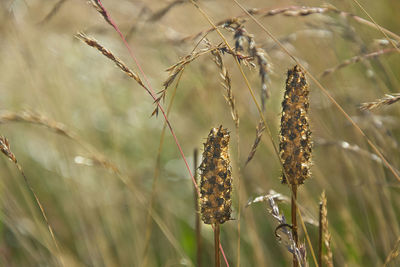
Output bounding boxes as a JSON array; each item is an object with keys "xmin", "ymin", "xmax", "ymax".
[{"xmin": 0, "ymin": 0, "xmax": 399, "ymax": 266}]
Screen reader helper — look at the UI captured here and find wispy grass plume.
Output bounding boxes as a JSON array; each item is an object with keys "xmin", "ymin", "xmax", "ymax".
[{"xmin": 360, "ymin": 93, "xmax": 400, "ymax": 111}]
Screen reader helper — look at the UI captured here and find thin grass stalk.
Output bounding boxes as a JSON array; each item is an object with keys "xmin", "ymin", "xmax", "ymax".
[
  {"xmin": 0, "ymin": 137, "xmax": 64, "ymax": 266},
  {"xmin": 296, "ymin": 202, "xmax": 318, "ymax": 266},
  {"xmin": 140, "ymin": 71, "xmax": 182, "ymax": 267},
  {"xmin": 141, "ymin": 31, "xmax": 212, "ymax": 265},
  {"xmin": 39, "ymin": 0, "xmax": 68, "ymax": 24},
  {"xmin": 236, "ymin": 173, "xmax": 241, "ymax": 267},
  {"xmin": 318, "ymin": 201, "xmax": 323, "ymax": 267},
  {"xmin": 350, "ymin": 0, "xmax": 400, "ymax": 51},
  {"xmin": 291, "ymin": 185, "xmax": 298, "ymax": 267},
  {"xmin": 214, "ymin": 223, "xmax": 221, "ymax": 267},
  {"xmin": 193, "ymin": 148, "xmax": 202, "ymax": 267},
  {"xmin": 236, "ymin": 151, "xmax": 242, "ymax": 267}
]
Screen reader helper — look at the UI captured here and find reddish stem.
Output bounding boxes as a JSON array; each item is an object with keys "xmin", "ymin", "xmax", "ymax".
[{"xmin": 95, "ymin": 1, "xmax": 230, "ymax": 266}]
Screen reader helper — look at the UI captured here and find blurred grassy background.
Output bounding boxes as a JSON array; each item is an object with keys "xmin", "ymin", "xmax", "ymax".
[{"xmin": 0, "ymin": 0, "xmax": 399, "ymax": 266}]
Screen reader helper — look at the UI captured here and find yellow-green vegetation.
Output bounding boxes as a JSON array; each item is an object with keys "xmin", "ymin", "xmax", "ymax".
[{"xmin": 0, "ymin": 0, "xmax": 399, "ymax": 266}]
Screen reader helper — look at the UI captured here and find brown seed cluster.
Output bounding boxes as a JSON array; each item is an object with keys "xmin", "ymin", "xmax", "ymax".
[
  {"xmin": 279, "ymin": 65, "xmax": 312, "ymax": 185},
  {"xmin": 199, "ymin": 126, "xmax": 232, "ymax": 225}
]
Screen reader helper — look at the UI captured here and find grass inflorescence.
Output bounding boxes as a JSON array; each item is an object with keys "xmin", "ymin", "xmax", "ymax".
[{"xmin": 1, "ymin": 1, "xmax": 399, "ymax": 266}]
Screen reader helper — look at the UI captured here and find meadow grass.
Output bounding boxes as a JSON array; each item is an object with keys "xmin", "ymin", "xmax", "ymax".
[{"xmin": 0, "ymin": 0, "xmax": 399, "ymax": 266}]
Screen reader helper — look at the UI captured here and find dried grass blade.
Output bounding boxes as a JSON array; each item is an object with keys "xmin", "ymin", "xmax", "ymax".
[
  {"xmin": 90, "ymin": 0, "xmax": 113, "ymax": 26},
  {"xmin": 245, "ymin": 120, "xmax": 265, "ymax": 166},
  {"xmin": 0, "ymin": 110, "xmax": 121, "ymax": 175},
  {"xmin": 75, "ymin": 32, "xmax": 147, "ymax": 91},
  {"xmin": 360, "ymin": 93, "xmax": 400, "ymax": 111},
  {"xmin": 210, "ymin": 48, "xmax": 239, "ymax": 130},
  {"xmin": 231, "ymin": 24, "xmax": 271, "ymax": 110},
  {"xmin": 320, "ymin": 48, "xmax": 398, "ymax": 78},
  {"xmin": 0, "ymin": 110, "xmax": 76, "ymax": 139},
  {"xmin": 39, "ymin": 0, "xmax": 68, "ymax": 25},
  {"xmin": 163, "ymin": 45, "xmax": 226, "ymax": 90},
  {"xmin": 247, "ymin": 190, "xmax": 305, "ymax": 266},
  {"xmin": 384, "ymin": 237, "xmax": 400, "ymax": 266},
  {"xmin": 148, "ymin": 0, "xmax": 185, "ymax": 22}
]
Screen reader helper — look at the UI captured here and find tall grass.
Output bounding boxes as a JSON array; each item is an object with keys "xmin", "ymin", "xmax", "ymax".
[{"xmin": 0, "ymin": 0, "xmax": 399, "ymax": 266}]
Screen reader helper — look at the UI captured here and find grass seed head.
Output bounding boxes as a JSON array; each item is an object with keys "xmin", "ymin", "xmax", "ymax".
[
  {"xmin": 200, "ymin": 126, "xmax": 232, "ymax": 225},
  {"xmin": 280, "ymin": 65, "xmax": 312, "ymax": 185}
]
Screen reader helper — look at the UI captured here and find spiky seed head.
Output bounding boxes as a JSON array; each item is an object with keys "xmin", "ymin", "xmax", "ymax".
[
  {"xmin": 200, "ymin": 126, "xmax": 232, "ymax": 225},
  {"xmin": 279, "ymin": 65, "xmax": 312, "ymax": 185}
]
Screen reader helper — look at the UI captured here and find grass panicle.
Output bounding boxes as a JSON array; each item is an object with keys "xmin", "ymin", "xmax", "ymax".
[
  {"xmin": 320, "ymin": 191, "xmax": 333, "ymax": 267},
  {"xmin": 0, "ymin": 110, "xmax": 75, "ymax": 139},
  {"xmin": 163, "ymin": 44, "xmax": 226, "ymax": 91},
  {"xmin": 245, "ymin": 120, "xmax": 265, "ymax": 166},
  {"xmin": 227, "ymin": 23, "xmax": 271, "ymax": 110},
  {"xmin": 211, "ymin": 46, "xmax": 240, "ymax": 130},
  {"xmin": 280, "ymin": 65, "xmax": 312, "ymax": 185},
  {"xmin": 200, "ymin": 126, "xmax": 232, "ymax": 267},
  {"xmin": 161, "ymin": 41, "xmax": 250, "ymax": 107},
  {"xmin": 200, "ymin": 126, "xmax": 232, "ymax": 225},
  {"xmin": 360, "ymin": 93, "xmax": 400, "ymax": 111},
  {"xmin": 279, "ymin": 65, "xmax": 312, "ymax": 267},
  {"xmin": 247, "ymin": 191, "xmax": 306, "ymax": 265},
  {"xmin": 0, "ymin": 110, "xmax": 122, "ymax": 175},
  {"xmin": 75, "ymin": 32, "xmax": 147, "ymax": 92},
  {"xmin": 320, "ymin": 48, "xmax": 398, "ymax": 78}
]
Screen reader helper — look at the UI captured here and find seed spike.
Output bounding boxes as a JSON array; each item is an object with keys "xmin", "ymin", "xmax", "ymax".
[
  {"xmin": 279, "ymin": 65, "xmax": 312, "ymax": 185},
  {"xmin": 200, "ymin": 126, "xmax": 232, "ymax": 225}
]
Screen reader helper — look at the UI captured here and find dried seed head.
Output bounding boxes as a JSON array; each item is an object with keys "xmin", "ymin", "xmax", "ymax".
[
  {"xmin": 200, "ymin": 126, "xmax": 232, "ymax": 224},
  {"xmin": 279, "ymin": 65, "xmax": 312, "ymax": 185},
  {"xmin": 0, "ymin": 136, "xmax": 17, "ymax": 164}
]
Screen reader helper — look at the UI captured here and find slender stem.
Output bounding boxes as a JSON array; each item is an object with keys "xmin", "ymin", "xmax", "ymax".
[
  {"xmin": 140, "ymin": 72, "xmax": 182, "ymax": 267},
  {"xmin": 14, "ymin": 165, "xmax": 64, "ymax": 266},
  {"xmin": 291, "ymin": 185, "xmax": 298, "ymax": 267},
  {"xmin": 193, "ymin": 149, "xmax": 202, "ymax": 267},
  {"xmin": 214, "ymin": 223, "xmax": 221, "ymax": 267},
  {"xmin": 318, "ymin": 202, "xmax": 323, "ymax": 267}
]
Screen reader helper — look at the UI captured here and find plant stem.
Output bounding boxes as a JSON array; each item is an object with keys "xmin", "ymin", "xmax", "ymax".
[
  {"xmin": 318, "ymin": 201, "xmax": 323, "ymax": 267},
  {"xmin": 214, "ymin": 223, "xmax": 221, "ymax": 267},
  {"xmin": 193, "ymin": 149, "xmax": 202, "ymax": 267},
  {"xmin": 291, "ymin": 184, "xmax": 298, "ymax": 267}
]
